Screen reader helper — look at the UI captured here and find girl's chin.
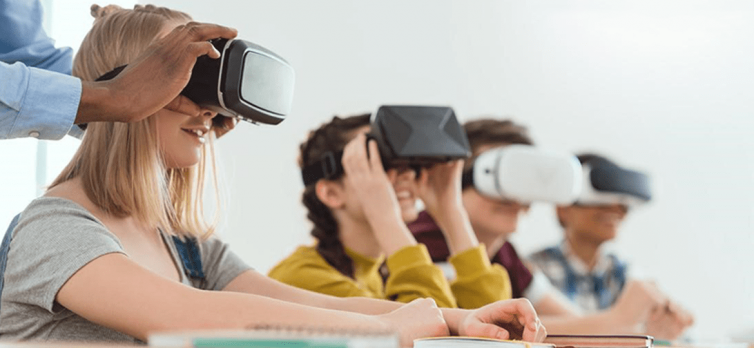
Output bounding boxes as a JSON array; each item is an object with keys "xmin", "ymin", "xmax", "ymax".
[
  {"xmin": 401, "ymin": 210, "xmax": 419, "ymax": 224},
  {"xmin": 160, "ymin": 150, "xmax": 202, "ymax": 169}
]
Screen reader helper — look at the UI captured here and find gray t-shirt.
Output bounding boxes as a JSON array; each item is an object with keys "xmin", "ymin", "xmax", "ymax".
[{"xmin": 0, "ymin": 197, "xmax": 252, "ymax": 343}]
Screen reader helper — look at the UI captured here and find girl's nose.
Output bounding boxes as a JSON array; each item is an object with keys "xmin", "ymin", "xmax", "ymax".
[{"xmin": 200, "ymin": 108, "xmax": 218, "ymax": 119}]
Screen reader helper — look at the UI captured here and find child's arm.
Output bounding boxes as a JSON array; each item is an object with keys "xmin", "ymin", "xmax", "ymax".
[
  {"xmin": 56, "ymin": 252, "xmax": 460, "ymax": 348},
  {"xmin": 416, "ymin": 161, "xmax": 480, "ymax": 255},
  {"xmin": 416, "ymin": 161, "xmax": 514, "ymax": 307},
  {"xmin": 339, "ymin": 135, "xmax": 457, "ymax": 307},
  {"xmin": 56, "ymin": 253, "xmax": 394, "ymax": 341},
  {"xmin": 225, "ymin": 266, "xmax": 546, "ymax": 342},
  {"xmin": 535, "ymin": 280, "xmax": 670, "ymax": 335},
  {"xmin": 266, "ymin": 247, "xmax": 385, "ymax": 300},
  {"xmin": 58, "ymin": 254, "xmax": 545, "ymax": 345}
]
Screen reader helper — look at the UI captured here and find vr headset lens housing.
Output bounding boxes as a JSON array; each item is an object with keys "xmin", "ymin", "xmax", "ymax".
[
  {"xmin": 182, "ymin": 38, "xmax": 295, "ymax": 125},
  {"xmin": 301, "ymin": 105, "xmax": 471, "ymax": 186},
  {"xmin": 369, "ymin": 105, "xmax": 471, "ymax": 169},
  {"xmin": 465, "ymin": 145, "xmax": 582, "ymax": 204},
  {"xmin": 576, "ymin": 162, "xmax": 652, "ymax": 207},
  {"xmin": 95, "ymin": 38, "xmax": 295, "ymax": 127}
]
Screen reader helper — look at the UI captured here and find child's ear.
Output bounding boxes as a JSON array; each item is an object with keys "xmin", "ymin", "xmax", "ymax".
[{"xmin": 315, "ymin": 180, "xmax": 345, "ymax": 209}]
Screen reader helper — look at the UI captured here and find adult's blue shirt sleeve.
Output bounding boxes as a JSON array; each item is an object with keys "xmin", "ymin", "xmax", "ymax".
[
  {"xmin": 0, "ymin": 0, "xmax": 83, "ymax": 140},
  {"xmin": 0, "ymin": 0, "xmax": 73, "ymax": 74},
  {"xmin": 0, "ymin": 62, "xmax": 82, "ymax": 140}
]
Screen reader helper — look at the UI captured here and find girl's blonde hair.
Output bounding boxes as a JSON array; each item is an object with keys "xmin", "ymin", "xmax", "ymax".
[{"xmin": 51, "ymin": 4, "xmax": 219, "ymax": 239}]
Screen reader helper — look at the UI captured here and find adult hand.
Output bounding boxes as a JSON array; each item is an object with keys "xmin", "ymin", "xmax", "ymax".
[
  {"xmin": 76, "ymin": 22, "xmax": 237, "ymax": 125},
  {"xmin": 457, "ymin": 298, "xmax": 546, "ymax": 342},
  {"xmin": 377, "ymin": 298, "xmax": 449, "ymax": 348}
]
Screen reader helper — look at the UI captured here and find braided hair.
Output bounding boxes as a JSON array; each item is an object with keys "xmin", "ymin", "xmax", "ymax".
[{"xmin": 299, "ymin": 114, "xmax": 372, "ymax": 278}]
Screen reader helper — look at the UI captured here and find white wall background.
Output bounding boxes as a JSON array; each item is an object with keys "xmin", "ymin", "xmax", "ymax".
[
  {"xmin": 144, "ymin": 0, "xmax": 754, "ymax": 339},
  {"xmin": 1, "ymin": 0, "xmax": 752, "ymax": 341},
  {"xmin": 0, "ymin": 0, "xmax": 134, "ymax": 236}
]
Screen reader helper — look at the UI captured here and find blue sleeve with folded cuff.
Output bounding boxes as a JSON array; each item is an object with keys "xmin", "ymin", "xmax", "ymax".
[{"xmin": 0, "ymin": 0, "xmax": 83, "ymax": 140}]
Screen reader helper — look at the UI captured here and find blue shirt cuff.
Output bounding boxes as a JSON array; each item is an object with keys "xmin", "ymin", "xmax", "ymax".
[{"xmin": 5, "ymin": 65, "xmax": 81, "ymax": 140}]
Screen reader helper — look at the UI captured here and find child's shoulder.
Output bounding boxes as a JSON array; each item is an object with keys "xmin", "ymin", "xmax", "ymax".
[
  {"xmin": 17, "ymin": 196, "xmax": 99, "ymax": 229},
  {"xmin": 10, "ymin": 195, "xmax": 121, "ymax": 254},
  {"xmin": 268, "ymin": 245, "xmax": 332, "ymax": 279}
]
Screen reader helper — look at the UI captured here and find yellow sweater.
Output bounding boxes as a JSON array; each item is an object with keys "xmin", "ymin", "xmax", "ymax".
[{"xmin": 268, "ymin": 243, "xmax": 512, "ymax": 308}]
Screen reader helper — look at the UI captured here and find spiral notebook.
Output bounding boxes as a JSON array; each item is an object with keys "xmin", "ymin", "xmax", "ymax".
[
  {"xmin": 414, "ymin": 337, "xmax": 556, "ymax": 348},
  {"xmin": 148, "ymin": 325, "xmax": 399, "ymax": 348},
  {"xmin": 543, "ymin": 335, "xmax": 653, "ymax": 348}
]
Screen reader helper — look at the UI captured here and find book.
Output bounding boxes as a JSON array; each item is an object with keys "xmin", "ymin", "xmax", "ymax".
[
  {"xmin": 148, "ymin": 326, "xmax": 399, "ymax": 348},
  {"xmin": 654, "ymin": 340, "xmax": 749, "ymax": 348},
  {"xmin": 414, "ymin": 337, "xmax": 556, "ymax": 348},
  {"xmin": 544, "ymin": 335, "xmax": 653, "ymax": 348}
]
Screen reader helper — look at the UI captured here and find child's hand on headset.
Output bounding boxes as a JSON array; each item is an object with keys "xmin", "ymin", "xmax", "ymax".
[
  {"xmin": 416, "ymin": 160, "xmax": 483, "ymax": 255},
  {"xmin": 341, "ymin": 134, "xmax": 417, "ymax": 255},
  {"xmin": 416, "ymin": 160, "xmax": 465, "ymax": 218}
]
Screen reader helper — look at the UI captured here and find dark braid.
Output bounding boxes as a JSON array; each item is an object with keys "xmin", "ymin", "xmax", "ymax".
[{"xmin": 299, "ymin": 114, "xmax": 371, "ymax": 278}]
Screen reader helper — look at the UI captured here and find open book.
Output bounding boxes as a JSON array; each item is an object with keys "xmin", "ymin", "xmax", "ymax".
[
  {"xmin": 544, "ymin": 335, "xmax": 653, "ymax": 348},
  {"xmin": 414, "ymin": 337, "xmax": 555, "ymax": 348},
  {"xmin": 149, "ymin": 326, "xmax": 399, "ymax": 348}
]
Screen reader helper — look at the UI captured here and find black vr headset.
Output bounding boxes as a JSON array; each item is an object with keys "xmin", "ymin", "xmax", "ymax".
[
  {"xmin": 576, "ymin": 156, "xmax": 652, "ymax": 207},
  {"xmin": 96, "ymin": 38, "xmax": 295, "ymax": 126},
  {"xmin": 461, "ymin": 145, "xmax": 583, "ymax": 204},
  {"xmin": 301, "ymin": 105, "xmax": 471, "ymax": 186}
]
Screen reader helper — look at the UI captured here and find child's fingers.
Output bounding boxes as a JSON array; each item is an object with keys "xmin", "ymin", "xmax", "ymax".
[
  {"xmin": 367, "ymin": 140, "xmax": 384, "ymax": 172},
  {"xmin": 342, "ymin": 134, "xmax": 370, "ymax": 177}
]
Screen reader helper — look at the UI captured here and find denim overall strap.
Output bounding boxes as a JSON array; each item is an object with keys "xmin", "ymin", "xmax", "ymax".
[
  {"xmin": 0, "ymin": 214, "xmax": 22, "ymax": 319},
  {"xmin": 608, "ymin": 254, "xmax": 627, "ymax": 305},
  {"xmin": 171, "ymin": 236, "xmax": 206, "ymax": 281},
  {"xmin": 544, "ymin": 245, "xmax": 580, "ymax": 301}
]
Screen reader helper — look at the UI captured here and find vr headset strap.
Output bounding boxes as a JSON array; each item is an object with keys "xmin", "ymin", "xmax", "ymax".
[
  {"xmin": 96, "ymin": 65, "xmax": 127, "ymax": 82},
  {"xmin": 301, "ymin": 151, "xmax": 345, "ymax": 186},
  {"xmin": 461, "ymin": 168, "xmax": 474, "ymax": 189}
]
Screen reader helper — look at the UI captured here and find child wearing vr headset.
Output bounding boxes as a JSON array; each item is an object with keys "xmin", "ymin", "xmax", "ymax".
[
  {"xmin": 0, "ymin": 5, "xmax": 546, "ymax": 346},
  {"xmin": 408, "ymin": 119, "xmax": 692, "ymax": 339},
  {"xmin": 528, "ymin": 153, "xmax": 694, "ymax": 339},
  {"xmin": 269, "ymin": 113, "xmax": 524, "ymax": 310}
]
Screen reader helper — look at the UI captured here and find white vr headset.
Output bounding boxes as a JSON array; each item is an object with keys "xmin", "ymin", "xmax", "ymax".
[
  {"xmin": 462, "ymin": 145, "xmax": 582, "ymax": 204},
  {"xmin": 575, "ymin": 157, "xmax": 652, "ymax": 207}
]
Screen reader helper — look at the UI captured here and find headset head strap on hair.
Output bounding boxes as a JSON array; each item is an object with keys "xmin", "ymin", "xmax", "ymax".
[{"xmin": 301, "ymin": 151, "xmax": 344, "ymax": 186}]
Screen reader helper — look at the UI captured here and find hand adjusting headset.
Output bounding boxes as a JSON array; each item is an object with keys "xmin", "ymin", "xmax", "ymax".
[{"xmin": 95, "ymin": 38, "xmax": 295, "ymax": 126}]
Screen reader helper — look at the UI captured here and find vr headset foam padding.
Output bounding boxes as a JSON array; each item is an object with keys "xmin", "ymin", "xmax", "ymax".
[
  {"xmin": 95, "ymin": 38, "xmax": 295, "ymax": 126},
  {"xmin": 301, "ymin": 105, "xmax": 471, "ymax": 186},
  {"xmin": 462, "ymin": 145, "xmax": 582, "ymax": 204},
  {"xmin": 576, "ymin": 157, "xmax": 652, "ymax": 206}
]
